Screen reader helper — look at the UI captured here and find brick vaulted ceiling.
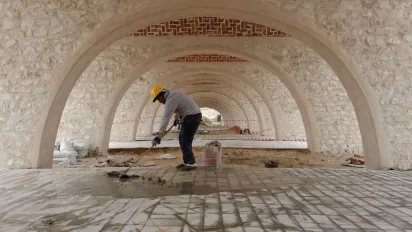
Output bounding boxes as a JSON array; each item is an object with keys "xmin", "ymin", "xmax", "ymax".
[
  {"xmin": 130, "ymin": 17, "xmax": 289, "ymax": 37},
  {"xmin": 167, "ymin": 54, "xmax": 248, "ymax": 62},
  {"xmin": 131, "ymin": 17, "xmax": 289, "ymax": 62}
]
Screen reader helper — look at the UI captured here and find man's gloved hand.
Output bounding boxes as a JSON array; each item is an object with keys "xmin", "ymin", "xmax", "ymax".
[
  {"xmin": 173, "ymin": 119, "xmax": 180, "ymax": 127},
  {"xmin": 152, "ymin": 136, "xmax": 161, "ymax": 147}
]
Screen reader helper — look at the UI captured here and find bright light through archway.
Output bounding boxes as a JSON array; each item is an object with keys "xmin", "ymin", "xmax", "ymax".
[{"xmin": 200, "ymin": 107, "xmax": 224, "ymax": 126}]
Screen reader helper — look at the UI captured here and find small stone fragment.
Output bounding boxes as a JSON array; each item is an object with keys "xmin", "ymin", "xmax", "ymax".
[
  {"xmin": 107, "ymin": 171, "xmax": 121, "ymax": 177},
  {"xmin": 119, "ymin": 174, "xmax": 129, "ymax": 179},
  {"xmin": 43, "ymin": 219, "xmax": 54, "ymax": 225}
]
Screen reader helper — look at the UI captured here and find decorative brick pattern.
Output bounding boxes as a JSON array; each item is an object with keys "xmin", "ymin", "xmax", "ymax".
[
  {"xmin": 167, "ymin": 54, "xmax": 248, "ymax": 62},
  {"xmin": 130, "ymin": 17, "xmax": 289, "ymax": 37},
  {"xmin": 191, "ymin": 82, "xmax": 219, "ymax": 86}
]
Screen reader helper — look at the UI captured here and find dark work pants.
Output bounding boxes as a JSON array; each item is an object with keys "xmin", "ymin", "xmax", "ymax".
[{"xmin": 179, "ymin": 113, "xmax": 202, "ymax": 164}]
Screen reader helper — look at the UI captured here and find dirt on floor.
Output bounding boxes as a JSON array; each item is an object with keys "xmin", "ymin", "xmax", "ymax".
[
  {"xmin": 55, "ymin": 147, "xmax": 357, "ymax": 169},
  {"xmin": 199, "ymin": 129, "xmax": 239, "ymax": 136},
  {"xmin": 198, "ymin": 126, "xmax": 244, "ymax": 136}
]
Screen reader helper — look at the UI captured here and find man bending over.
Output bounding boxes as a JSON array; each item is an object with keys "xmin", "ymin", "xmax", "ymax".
[{"xmin": 151, "ymin": 86, "xmax": 202, "ymax": 171}]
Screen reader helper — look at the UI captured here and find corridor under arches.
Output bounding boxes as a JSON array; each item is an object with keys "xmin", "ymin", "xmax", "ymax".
[{"xmin": 2, "ymin": 1, "xmax": 412, "ymax": 231}]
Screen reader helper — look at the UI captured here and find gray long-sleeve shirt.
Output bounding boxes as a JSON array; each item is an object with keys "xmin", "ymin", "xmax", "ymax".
[{"xmin": 157, "ymin": 90, "xmax": 201, "ymax": 134}]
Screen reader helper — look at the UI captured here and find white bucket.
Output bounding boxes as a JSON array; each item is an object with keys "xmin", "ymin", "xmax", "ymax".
[
  {"xmin": 53, "ymin": 151, "xmax": 77, "ymax": 165},
  {"xmin": 60, "ymin": 139, "xmax": 74, "ymax": 151},
  {"xmin": 202, "ymin": 140, "xmax": 222, "ymax": 167}
]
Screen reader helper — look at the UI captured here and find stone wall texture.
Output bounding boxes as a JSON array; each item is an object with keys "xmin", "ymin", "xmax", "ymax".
[
  {"xmin": 0, "ymin": 0, "xmax": 157, "ymax": 167},
  {"xmin": 110, "ymin": 82, "xmax": 148, "ymax": 141},
  {"xmin": 262, "ymin": 0, "xmax": 412, "ymax": 168},
  {"xmin": 57, "ymin": 46, "xmax": 137, "ymax": 145},
  {"xmin": 0, "ymin": 0, "xmax": 411, "ymax": 169}
]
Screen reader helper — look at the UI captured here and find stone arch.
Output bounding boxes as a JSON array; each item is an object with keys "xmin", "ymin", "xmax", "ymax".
[
  {"xmin": 129, "ymin": 68, "xmax": 280, "ymax": 141},
  {"xmin": 149, "ymin": 88, "xmax": 257, "ymax": 135},
  {"xmin": 32, "ymin": 0, "xmax": 388, "ymax": 169},
  {"xmin": 99, "ymin": 45, "xmax": 319, "ymax": 158},
  {"xmin": 196, "ymin": 100, "xmax": 235, "ymax": 127},
  {"xmin": 138, "ymin": 75, "xmax": 269, "ymax": 138}
]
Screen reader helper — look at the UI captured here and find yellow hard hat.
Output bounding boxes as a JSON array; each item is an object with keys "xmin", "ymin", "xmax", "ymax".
[{"xmin": 151, "ymin": 85, "xmax": 165, "ymax": 102}]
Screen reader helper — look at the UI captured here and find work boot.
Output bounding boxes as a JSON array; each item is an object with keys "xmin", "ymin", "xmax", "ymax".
[
  {"xmin": 175, "ymin": 163, "xmax": 186, "ymax": 169},
  {"xmin": 180, "ymin": 163, "xmax": 197, "ymax": 171}
]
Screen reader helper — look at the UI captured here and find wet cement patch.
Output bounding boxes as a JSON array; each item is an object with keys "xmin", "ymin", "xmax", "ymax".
[{"xmin": 59, "ymin": 174, "xmax": 219, "ymax": 198}]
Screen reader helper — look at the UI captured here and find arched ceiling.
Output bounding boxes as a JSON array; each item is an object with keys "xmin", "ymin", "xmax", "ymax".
[{"xmin": 130, "ymin": 17, "xmax": 289, "ymax": 37}]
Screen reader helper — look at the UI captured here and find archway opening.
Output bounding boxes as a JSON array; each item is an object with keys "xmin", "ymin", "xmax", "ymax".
[
  {"xmin": 200, "ymin": 107, "xmax": 224, "ymax": 127},
  {"xmin": 33, "ymin": 0, "xmax": 386, "ymax": 170}
]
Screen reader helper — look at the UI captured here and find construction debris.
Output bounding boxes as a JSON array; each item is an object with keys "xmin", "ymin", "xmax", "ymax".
[
  {"xmin": 345, "ymin": 154, "xmax": 365, "ymax": 165},
  {"xmin": 73, "ymin": 141, "xmax": 90, "ymax": 158},
  {"xmin": 157, "ymin": 154, "xmax": 176, "ymax": 160},
  {"xmin": 42, "ymin": 219, "xmax": 54, "ymax": 225},
  {"xmin": 106, "ymin": 171, "xmax": 168, "ymax": 185},
  {"xmin": 54, "ymin": 139, "xmax": 92, "ymax": 165},
  {"xmin": 264, "ymin": 160, "xmax": 279, "ymax": 168},
  {"xmin": 54, "ymin": 150, "xmax": 77, "ymax": 165},
  {"xmin": 341, "ymin": 154, "xmax": 365, "ymax": 168},
  {"xmin": 56, "ymin": 146, "xmax": 360, "ymax": 169},
  {"xmin": 138, "ymin": 162, "xmax": 156, "ymax": 167},
  {"xmin": 92, "ymin": 157, "xmax": 134, "ymax": 168},
  {"xmin": 229, "ymin": 125, "xmax": 242, "ymax": 134}
]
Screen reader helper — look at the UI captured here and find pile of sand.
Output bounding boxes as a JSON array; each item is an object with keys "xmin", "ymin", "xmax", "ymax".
[
  {"xmin": 345, "ymin": 154, "xmax": 365, "ymax": 165},
  {"xmin": 229, "ymin": 125, "xmax": 242, "ymax": 134}
]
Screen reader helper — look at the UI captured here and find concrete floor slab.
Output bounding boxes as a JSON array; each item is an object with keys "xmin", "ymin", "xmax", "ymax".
[
  {"xmin": 0, "ymin": 168, "xmax": 411, "ymax": 231},
  {"xmin": 109, "ymin": 140, "xmax": 307, "ymax": 149}
]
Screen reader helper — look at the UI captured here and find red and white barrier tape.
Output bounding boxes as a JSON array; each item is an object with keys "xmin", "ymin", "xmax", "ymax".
[{"xmin": 114, "ymin": 118, "xmax": 261, "ymax": 124}]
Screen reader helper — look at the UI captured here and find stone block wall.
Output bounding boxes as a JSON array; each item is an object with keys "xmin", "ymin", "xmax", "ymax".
[
  {"xmin": 110, "ymin": 82, "xmax": 147, "ymax": 141},
  {"xmin": 263, "ymin": 0, "xmax": 412, "ymax": 168},
  {"xmin": 57, "ymin": 46, "xmax": 137, "ymax": 145},
  {"xmin": 135, "ymin": 101, "xmax": 158, "ymax": 137},
  {"xmin": 0, "ymin": 0, "xmax": 154, "ymax": 167}
]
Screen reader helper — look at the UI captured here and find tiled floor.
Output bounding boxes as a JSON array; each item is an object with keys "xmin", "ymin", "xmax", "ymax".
[{"xmin": 1, "ymin": 167, "xmax": 412, "ymax": 231}]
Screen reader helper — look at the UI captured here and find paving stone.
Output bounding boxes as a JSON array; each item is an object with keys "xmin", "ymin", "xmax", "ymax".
[
  {"xmin": 222, "ymin": 214, "xmax": 238, "ymax": 226},
  {"xmin": 226, "ymin": 227, "xmax": 245, "ymax": 232},
  {"xmin": 1, "ymin": 168, "xmax": 412, "ymax": 232},
  {"xmin": 127, "ymin": 211, "xmax": 150, "ymax": 225},
  {"xmin": 204, "ymin": 213, "xmax": 222, "ymax": 229},
  {"xmin": 100, "ymin": 224, "xmax": 123, "ymax": 232},
  {"xmin": 275, "ymin": 214, "xmax": 300, "ymax": 228},
  {"xmin": 309, "ymin": 215, "xmax": 337, "ymax": 229},
  {"xmin": 240, "ymin": 213, "xmax": 260, "ymax": 227},
  {"xmin": 140, "ymin": 226, "xmax": 181, "ymax": 232},
  {"xmin": 185, "ymin": 213, "xmax": 203, "ymax": 229},
  {"xmin": 244, "ymin": 227, "xmax": 265, "ymax": 232}
]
